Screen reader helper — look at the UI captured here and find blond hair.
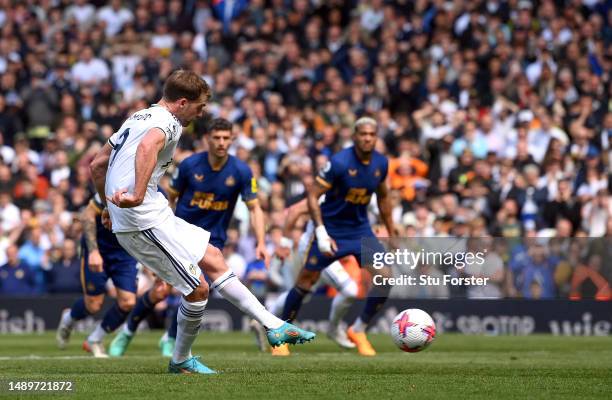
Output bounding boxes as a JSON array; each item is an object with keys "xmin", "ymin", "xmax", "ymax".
[{"xmin": 163, "ymin": 70, "xmax": 211, "ymax": 102}]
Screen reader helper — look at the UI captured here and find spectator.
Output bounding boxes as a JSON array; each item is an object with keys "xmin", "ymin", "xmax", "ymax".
[
  {"xmin": 543, "ymin": 179, "xmax": 582, "ymax": 231},
  {"xmin": 221, "ymin": 240, "xmax": 246, "ymax": 285},
  {"xmin": 20, "ymin": 68, "xmax": 58, "ymax": 147},
  {"xmin": 0, "ymin": 190, "xmax": 20, "ymax": 232},
  {"xmin": 465, "ymin": 238, "xmax": 505, "ymax": 299},
  {"xmin": 0, "ymin": 244, "xmax": 36, "ymax": 295},
  {"xmin": 582, "ymin": 189, "xmax": 612, "ymax": 237},
  {"xmin": 44, "ymin": 239, "xmax": 81, "ymax": 294},
  {"xmin": 49, "ymin": 150, "xmax": 71, "ymax": 188},
  {"xmin": 507, "ymin": 164, "xmax": 549, "ymax": 230},
  {"xmin": 70, "ymin": 46, "xmax": 110, "ymax": 88},
  {"xmin": 518, "ymin": 242, "xmax": 559, "ymax": 299},
  {"xmin": 243, "ymin": 259, "xmax": 267, "ymax": 300},
  {"xmin": 17, "ymin": 226, "xmax": 49, "ymax": 294},
  {"xmin": 151, "ymin": 19, "xmax": 176, "ymax": 58},
  {"xmin": 388, "ymin": 151, "xmax": 429, "ymax": 202},
  {"xmin": 64, "ymin": 0, "xmax": 96, "ymax": 29},
  {"xmin": 96, "ymin": 0, "xmax": 134, "ymax": 38}
]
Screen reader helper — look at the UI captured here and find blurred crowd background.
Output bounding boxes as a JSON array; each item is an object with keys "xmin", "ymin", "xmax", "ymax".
[{"xmin": 0, "ymin": 0, "xmax": 610, "ymax": 300}]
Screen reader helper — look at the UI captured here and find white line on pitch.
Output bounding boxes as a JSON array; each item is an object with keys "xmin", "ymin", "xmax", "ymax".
[{"xmin": 0, "ymin": 355, "xmax": 164, "ymax": 360}]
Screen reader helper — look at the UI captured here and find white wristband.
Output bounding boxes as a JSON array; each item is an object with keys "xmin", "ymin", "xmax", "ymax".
[
  {"xmin": 315, "ymin": 225, "xmax": 332, "ymax": 253},
  {"xmin": 315, "ymin": 225, "xmax": 330, "ymax": 242},
  {"xmin": 280, "ymin": 236, "xmax": 294, "ymax": 248}
]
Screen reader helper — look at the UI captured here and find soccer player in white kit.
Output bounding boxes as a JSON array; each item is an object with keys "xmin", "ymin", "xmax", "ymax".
[{"xmin": 89, "ymin": 70, "xmax": 315, "ymax": 374}]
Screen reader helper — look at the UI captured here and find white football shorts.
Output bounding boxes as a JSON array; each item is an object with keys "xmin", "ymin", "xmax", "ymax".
[{"xmin": 116, "ymin": 215, "xmax": 210, "ymax": 296}]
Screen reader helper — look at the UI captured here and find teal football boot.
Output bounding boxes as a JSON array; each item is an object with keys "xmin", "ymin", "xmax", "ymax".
[
  {"xmin": 108, "ymin": 331, "xmax": 133, "ymax": 357},
  {"xmin": 266, "ymin": 322, "xmax": 316, "ymax": 347},
  {"xmin": 168, "ymin": 356, "xmax": 216, "ymax": 374},
  {"xmin": 159, "ymin": 336, "xmax": 175, "ymax": 358}
]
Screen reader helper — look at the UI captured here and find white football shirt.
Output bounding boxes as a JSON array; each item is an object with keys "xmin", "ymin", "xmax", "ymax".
[{"xmin": 105, "ymin": 104, "xmax": 182, "ymax": 232}]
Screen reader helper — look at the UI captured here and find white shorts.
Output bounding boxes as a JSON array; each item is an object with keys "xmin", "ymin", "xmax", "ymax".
[{"xmin": 116, "ymin": 216, "xmax": 210, "ymax": 296}]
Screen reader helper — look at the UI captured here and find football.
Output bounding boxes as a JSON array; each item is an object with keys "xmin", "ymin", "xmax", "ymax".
[{"xmin": 391, "ymin": 308, "xmax": 436, "ymax": 352}]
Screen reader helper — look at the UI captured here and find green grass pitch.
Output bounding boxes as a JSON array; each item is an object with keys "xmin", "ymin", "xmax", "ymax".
[{"xmin": 0, "ymin": 332, "xmax": 610, "ymax": 399}]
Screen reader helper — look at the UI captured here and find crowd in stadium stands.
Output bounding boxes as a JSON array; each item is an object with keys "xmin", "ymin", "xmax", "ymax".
[{"xmin": 0, "ymin": 0, "xmax": 610, "ymax": 300}]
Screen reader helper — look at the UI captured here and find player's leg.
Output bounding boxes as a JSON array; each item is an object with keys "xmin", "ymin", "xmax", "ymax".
[
  {"xmin": 200, "ymin": 243, "xmax": 315, "ymax": 346},
  {"xmin": 127, "ymin": 278, "xmax": 169, "ymax": 335},
  {"xmin": 84, "ymin": 256, "xmax": 139, "ymax": 357},
  {"xmin": 280, "ymin": 268, "xmax": 321, "ymax": 321},
  {"xmin": 270, "ymin": 290, "xmax": 289, "ymax": 317},
  {"xmin": 169, "ymin": 276, "xmax": 214, "ymax": 373},
  {"xmin": 351, "ymin": 262, "xmax": 391, "ymax": 329},
  {"xmin": 116, "ymin": 227, "xmax": 215, "ymax": 374},
  {"xmin": 253, "ymin": 233, "xmax": 317, "ymax": 354},
  {"xmin": 56, "ymin": 293, "xmax": 104, "ymax": 349},
  {"xmin": 270, "ymin": 231, "xmax": 315, "ymax": 318},
  {"xmin": 160, "ymin": 305, "xmax": 178, "ymax": 357},
  {"xmin": 56, "ymin": 250, "xmax": 107, "ymax": 349},
  {"xmin": 83, "ymin": 288, "xmax": 135, "ymax": 357},
  {"xmin": 109, "ymin": 278, "xmax": 170, "ymax": 357},
  {"xmin": 319, "ymin": 259, "xmax": 358, "ymax": 349},
  {"xmin": 280, "ymin": 235, "xmax": 328, "ymax": 323},
  {"xmin": 347, "ymin": 237, "xmax": 392, "ymax": 356},
  {"xmin": 161, "ymin": 278, "xmax": 183, "ymax": 355}
]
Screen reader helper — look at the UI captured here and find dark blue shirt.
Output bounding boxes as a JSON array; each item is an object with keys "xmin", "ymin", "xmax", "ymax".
[
  {"xmin": 45, "ymin": 258, "xmax": 82, "ymax": 294},
  {"xmin": 521, "ymin": 256, "xmax": 558, "ymax": 299},
  {"xmin": 0, "ymin": 262, "xmax": 36, "ymax": 295},
  {"xmin": 170, "ymin": 152, "xmax": 258, "ymax": 249},
  {"xmin": 316, "ymin": 146, "xmax": 388, "ymax": 238}
]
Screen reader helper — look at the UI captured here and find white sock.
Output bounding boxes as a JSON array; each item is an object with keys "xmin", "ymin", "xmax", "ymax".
[
  {"xmin": 173, "ymin": 298, "xmax": 207, "ymax": 364},
  {"xmin": 160, "ymin": 331, "xmax": 169, "ymax": 342},
  {"xmin": 212, "ymin": 270, "xmax": 283, "ymax": 329},
  {"xmin": 88, "ymin": 323, "xmax": 106, "ymax": 343},
  {"xmin": 271, "ymin": 291, "xmax": 289, "ymax": 317},
  {"xmin": 329, "ymin": 280, "xmax": 358, "ymax": 329},
  {"xmin": 61, "ymin": 309, "xmax": 75, "ymax": 328},
  {"xmin": 329, "ymin": 295, "xmax": 355, "ymax": 330},
  {"xmin": 351, "ymin": 317, "xmax": 367, "ymax": 333},
  {"xmin": 123, "ymin": 324, "xmax": 134, "ymax": 336}
]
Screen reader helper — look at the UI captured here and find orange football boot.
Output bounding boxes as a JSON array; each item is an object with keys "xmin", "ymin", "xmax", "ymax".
[{"xmin": 347, "ymin": 327, "xmax": 376, "ymax": 356}]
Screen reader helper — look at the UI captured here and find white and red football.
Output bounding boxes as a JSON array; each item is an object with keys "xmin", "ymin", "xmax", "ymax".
[{"xmin": 390, "ymin": 308, "xmax": 436, "ymax": 352}]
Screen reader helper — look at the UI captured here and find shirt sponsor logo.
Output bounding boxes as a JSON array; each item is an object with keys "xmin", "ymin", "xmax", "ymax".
[{"xmin": 129, "ymin": 113, "xmax": 151, "ymax": 121}]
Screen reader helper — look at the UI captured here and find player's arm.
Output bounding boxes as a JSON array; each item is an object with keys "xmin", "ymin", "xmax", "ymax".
[
  {"xmin": 239, "ymin": 164, "xmax": 270, "ymax": 266},
  {"xmin": 308, "ymin": 178, "xmax": 328, "ymax": 228},
  {"xmin": 80, "ymin": 201, "xmax": 104, "ymax": 273},
  {"xmin": 273, "ymin": 198, "xmax": 310, "ymax": 260},
  {"xmin": 307, "ymin": 179, "xmax": 337, "ymax": 256},
  {"xmin": 167, "ymin": 161, "xmax": 188, "ymax": 211},
  {"xmin": 108, "ymin": 128, "xmax": 165, "ymax": 208},
  {"xmin": 90, "ymin": 142, "xmax": 113, "ymax": 207},
  {"xmin": 246, "ymin": 199, "xmax": 270, "ymax": 267},
  {"xmin": 376, "ymin": 181, "xmax": 397, "ymax": 238},
  {"xmin": 283, "ymin": 198, "xmax": 309, "ymax": 238}
]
